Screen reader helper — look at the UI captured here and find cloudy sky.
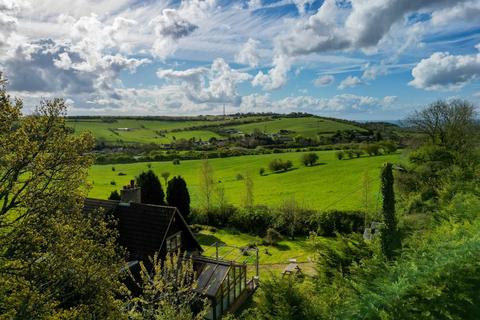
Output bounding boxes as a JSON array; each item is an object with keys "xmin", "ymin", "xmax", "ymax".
[{"xmin": 1, "ymin": 0, "xmax": 479, "ymax": 120}]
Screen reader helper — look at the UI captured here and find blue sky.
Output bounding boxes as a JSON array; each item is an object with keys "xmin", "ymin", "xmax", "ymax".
[{"xmin": 1, "ymin": 0, "xmax": 479, "ymax": 120}]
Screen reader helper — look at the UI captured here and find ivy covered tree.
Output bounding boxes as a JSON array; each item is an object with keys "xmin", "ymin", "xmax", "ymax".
[
  {"xmin": 167, "ymin": 176, "xmax": 191, "ymax": 220},
  {"xmin": 136, "ymin": 170, "xmax": 165, "ymax": 205},
  {"xmin": 380, "ymin": 163, "xmax": 401, "ymax": 259}
]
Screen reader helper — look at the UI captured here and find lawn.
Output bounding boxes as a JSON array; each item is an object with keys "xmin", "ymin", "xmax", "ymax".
[
  {"xmin": 88, "ymin": 150, "xmax": 402, "ymax": 211},
  {"xmin": 195, "ymin": 228, "xmax": 316, "ymax": 279},
  {"xmin": 226, "ymin": 117, "xmax": 365, "ymax": 138}
]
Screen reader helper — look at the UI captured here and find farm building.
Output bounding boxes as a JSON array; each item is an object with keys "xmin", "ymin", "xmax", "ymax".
[{"xmin": 83, "ymin": 182, "xmax": 256, "ymax": 319}]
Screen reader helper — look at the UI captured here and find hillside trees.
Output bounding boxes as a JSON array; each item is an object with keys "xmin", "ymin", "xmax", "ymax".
[
  {"xmin": 269, "ymin": 159, "xmax": 293, "ymax": 172},
  {"xmin": 136, "ymin": 170, "xmax": 166, "ymax": 205},
  {"xmin": 167, "ymin": 176, "xmax": 191, "ymax": 220},
  {"xmin": 0, "ymin": 76, "xmax": 124, "ymax": 318}
]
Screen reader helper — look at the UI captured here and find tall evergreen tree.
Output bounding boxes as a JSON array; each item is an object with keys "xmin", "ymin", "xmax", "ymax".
[
  {"xmin": 380, "ymin": 163, "xmax": 401, "ymax": 259},
  {"xmin": 136, "ymin": 170, "xmax": 165, "ymax": 205},
  {"xmin": 167, "ymin": 176, "xmax": 191, "ymax": 220}
]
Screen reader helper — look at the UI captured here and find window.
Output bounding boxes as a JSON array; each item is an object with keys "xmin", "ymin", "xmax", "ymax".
[{"xmin": 166, "ymin": 231, "xmax": 182, "ymax": 252}]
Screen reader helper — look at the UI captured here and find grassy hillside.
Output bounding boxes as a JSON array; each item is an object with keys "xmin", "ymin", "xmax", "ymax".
[
  {"xmin": 67, "ymin": 116, "xmax": 366, "ymax": 145},
  {"xmin": 88, "ymin": 150, "xmax": 401, "ymax": 211},
  {"xmin": 67, "ymin": 118, "xmax": 221, "ymax": 144},
  {"xmin": 226, "ymin": 117, "xmax": 365, "ymax": 137}
]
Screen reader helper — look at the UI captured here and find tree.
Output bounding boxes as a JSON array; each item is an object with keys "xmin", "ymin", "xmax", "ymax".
[
  {"xmin": 0, "ymin": 76, "xmax": 124, "ymax": 318},
  {"xmin": 335, "ymin": 151, "xmax": 344, "ymax": 160},
  {"xmin": 243, "ymin": 172, "xmax": 254, "ymax": 208},
  {"xmin": 406, "ymin": 99, "xmax": 478, "ymax": 165},
  {"xmin": 301, "ymin": 153, "xmax": 319, "ymax": 166},
  {"xmin": 167, "ymin": 176, "xmax": 191, "ymax": 220},
  {"xmin": 199, "ymin": 158, "xmax": 215, "ymax": 211},
  {"xmin": 269, "ymin": 159, "xmax": 293, "ymax": 172},
  {"xmin": 264, "ymin": 228, "xmax": 282, "ymax": 246},
  {"xmin": 259, "ymin": 167, "xmax": 265, "ymax": 176},
  {"xmin": 126, "ymin": 252, "xmax": 207, "ymax": 320},
  {"xmin": 136, "ymin": 170, "xmax": 165, "ymax": 205},
  {"xmin": 108, "ymin": 190, "xmax": 121, "ymax": 200},
  {"xmin": 380, "ymin": 163, "xmax": 401, "ymax": 260},
  {"xmin": 278, "ymin": 198, "xmax": 301, "ymax": 240},
  {"xmin": 161, "ymin": 171, "xmax": 170, "ymax": 186}
]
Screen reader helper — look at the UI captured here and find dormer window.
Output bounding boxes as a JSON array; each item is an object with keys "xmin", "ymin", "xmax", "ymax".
[{"xmin": 166, "ymin": 231, "xmax": 182, "ymax": 252}]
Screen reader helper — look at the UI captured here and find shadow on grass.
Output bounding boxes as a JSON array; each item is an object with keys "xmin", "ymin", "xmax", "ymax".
[
  {"xmin": 308, "ymin": 162, "xmax": 326, "ymax": 167},
  {"xmin": 273, "ymin": 243, "xmax": 291, "ymax": 251},
  {"xmin": 194, "ymin": 233, "xmax": 226, "ymax": 246}
]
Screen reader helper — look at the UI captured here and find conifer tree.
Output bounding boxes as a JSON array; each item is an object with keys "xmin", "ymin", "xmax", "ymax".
[
  {"xmin": 167, "ymin": 176, "xmax": 191, "ymax": 220},
  {"xmin": 380, "ymin": 163, "xmax": 401, "ymax": 259}
]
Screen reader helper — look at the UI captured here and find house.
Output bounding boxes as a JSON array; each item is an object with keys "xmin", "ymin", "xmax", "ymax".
[{"xmin": 83, "ymin": 182, "xmax": 255, "ymax": 319}]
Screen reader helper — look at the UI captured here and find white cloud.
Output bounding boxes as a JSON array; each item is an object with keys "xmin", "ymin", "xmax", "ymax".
[
  {"xmin": 157, "ymin": 58, "xmax": 251, "ymax": 106},
  {"xmin": 252, "ymin": 55, "xmax": 291, "ymax": 90},
  {"xmin": 240, "ymin": 93, "xmax": 398, "ymax": 114},
  {"xmin": 409, "ymin": 49, "xmax": 480, "ymax": 91},
  {"xmin": 362, "ymin": 63, "xmax": 388, "ymax": 81},
  {"xmin": 235, "ymin": 38, "xmax": 260, "ymax": 68},
  {"xmin": 280, "ymin": 0, "xmax": 464, "ymax": 57},
  {"xmin": 314, "ymin": 75, "xmax": 334, "ymax": 87},
  {"xmin": 338, "ymin": 75, "xmax": 363, "ymax": 90},
  {"xmin": 431, "ymin": 1, "xmax": 480, "ymax": 26}
]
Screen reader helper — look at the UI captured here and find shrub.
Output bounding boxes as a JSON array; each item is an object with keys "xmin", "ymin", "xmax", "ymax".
[
  {"xmin": 263, "ymin": 228, "xmax": 283, "ymax": 246},
  {"xmin": 172, "ymin": 158, "xmax": 180, "ymax": 165},
  {"xmin": 336, "ymin": 151, "xmax": 345, "ymax": 160},
  {"xmin": 108, "ymin": 190, "xmax": 121, "ymax": 200},
  {"xmin": 259, "ymin": 167, "xmax": 265, "ymax": 176},
  {"xmin": 312, "ymin": 210, "xmax": 365, "ymax": 237},
  {"xmin": 236, "ymin": 173, "xmax": 244, "ymax": 180},
  {"xmin": 363, "ymin": 144, "xmax": 381, "ymax": 156},
  {"xmin": 301, "ymin": 153, "xmax": 319, "ymax": 166},
  {"xmin": 110, "ymin": 180, "xmax": 116, "ymax": 186},
  {"xmin": 111, "ymin": 166, "xmax": 115, "ymax": 171},
  {"xmin": 118, "ymin": 172, "xmax": 126, "ymax": 176}
]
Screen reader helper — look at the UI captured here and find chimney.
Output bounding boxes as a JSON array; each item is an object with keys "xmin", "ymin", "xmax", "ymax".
[{"xmin": 120, "ymin": 180, "xmax": 141, "ymax": 204}]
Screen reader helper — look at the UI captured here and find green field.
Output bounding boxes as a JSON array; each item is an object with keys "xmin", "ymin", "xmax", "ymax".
[
  {"xmin": 67, "ymin": 118, "xmax": 222, "ymax": 144},
  {"xmin": 226, "ymin": 117, "xmax": 365, "ymax": 137},
  {"xmin": 68, "ymin": 116, "xmax": 366, "ymax": 145},
  {"xmin": 88, "ymin": 150, "xmax": 401, "ymax": 211}
]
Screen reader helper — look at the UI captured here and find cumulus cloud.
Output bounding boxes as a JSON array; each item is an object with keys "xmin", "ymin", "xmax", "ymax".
[
  {"xmin": 314, "ymin": 75, "xmax": 334, "ymax": 87},
  {"xmin": 0, "ymin": 0, "xmax": 25, "ymax": 58},
  {"xmin": 280, "ymin": 0, "xmax": 464, "ymax": 57},
  {"xmin": 252, "ymin": 55, "xmax": 291, "ymax": 90},
  {"xmin": 235, "ymin": 38, "xmax": 260, "ymax": 68},
  {"xmin": 409, "ymin": 48, "xmax": 480, "ymax": 91},
  {"xmin": 149, "ymin": 0, "xmax": 215, "ymax": 59},
  {"xmin": 157, "ymin": 58, "xmax": 251, "ymax": 106},
  {"xmin": 431, "ymin": 1, "xmax": 480, "ymax": 26},
  {"xmin": 338, "ymin": 75, "xmax": 363, "ymax": 90},
  {"xmin": 239, "ymin": 93, "xmax": 398, "ymax": 114}
]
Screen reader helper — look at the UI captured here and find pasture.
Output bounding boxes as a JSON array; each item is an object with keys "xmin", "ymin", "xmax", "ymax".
[
  {"xmin": 226, "ymin": 117, "xmax": 365, "ymax": 137},
  {"xmin": 88, "ymin": 150, "xmax": 401, "ymax": 211}
]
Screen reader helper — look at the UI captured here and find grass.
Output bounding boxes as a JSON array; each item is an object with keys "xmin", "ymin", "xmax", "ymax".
[
  {"xmin": 226, "ymin": 117, "xmax": 365, "ymax": 138},
  {"xmin": 195, "ymin": 228, "xmax": 315, "ymax": 279},
  {"xmin": 68, "ymin": 116, "xmax": 366, "ymax": 145},
  {"xmin": 67, "ymin": 118, "xmax": 221, "ymax": 144},
  {"xmin": 88, "ymin": 150, "xmax": 401, "ymax": 211}
]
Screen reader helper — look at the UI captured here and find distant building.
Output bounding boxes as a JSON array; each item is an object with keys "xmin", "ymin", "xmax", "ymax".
[{"xmin": 83, "ymin": 182, "xmax": 256, "ymax": 319}]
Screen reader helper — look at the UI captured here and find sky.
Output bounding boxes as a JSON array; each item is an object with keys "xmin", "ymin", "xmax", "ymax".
[{"xmin": 0, "ymin": 0, "xmax": 479, "ymax": 120}]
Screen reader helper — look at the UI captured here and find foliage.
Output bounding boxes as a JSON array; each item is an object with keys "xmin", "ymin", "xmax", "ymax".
[
  {"xmin": 109, "ymin": 190, "xmax": 121, "ymax": 200},
  {"xmin": 136, "ymin": 170, "xmax": 166, "ymax": 205},
  {"xmin": 381, "ymin": 163, "xmax": 401, "ymax": 259},
  {"xmin": 199, "ymin": 158, "xmax": 215, "ymax": 211},
  {"xmin": 268, "ymin": 159, "xmax": 293, "ymax": 172},
  {"xmin": 166, "ymin": 176, "xmax": 191, "ymax": 220},
  {"xmin": 259, "ymin": 167, "xmax": 265, "ymax": 176},
  {"xmin": 311, "ymin": 210, "xmax": 365, "ymax": 237},
  {"xmin": 126, "ymin": 252, "xmax": 207, "ymax": 320},
  {"xmin": 301, "ymin": 152, "xmax": 319, "ymax": 166},
  {"xmin": 335, "ymin": 150, "xmax": 344, "ymax": 160},
  {"xmin": 263, "ymin": 228, "xmax": 283, "ymax": 246},
  {"xmin": 0, "ymin": 77, "xmax": 124, "ymax": 318}
]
